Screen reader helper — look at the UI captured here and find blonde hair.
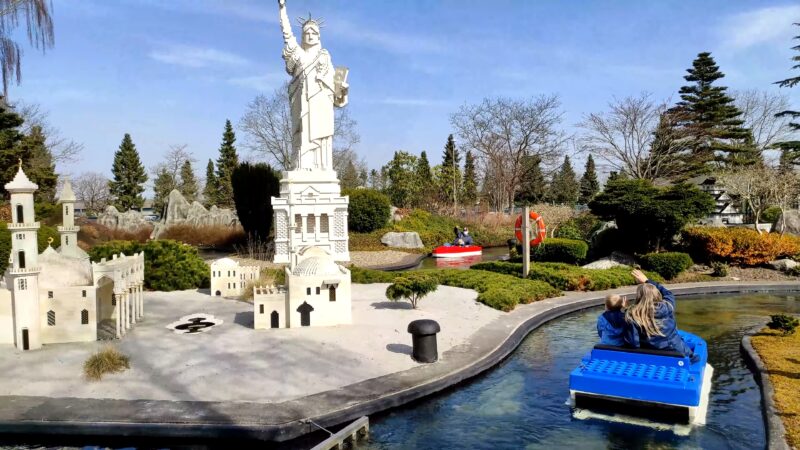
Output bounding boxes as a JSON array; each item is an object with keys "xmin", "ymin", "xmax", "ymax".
[
  {"xmin": 625, "ymin": 283, "xmax": 669, "ymax": 337},
  {"xmin": 605, "ymin": 294, "xmax": 625, "ymax": 311}
]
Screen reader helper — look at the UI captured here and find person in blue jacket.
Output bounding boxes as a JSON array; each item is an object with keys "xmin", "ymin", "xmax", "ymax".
[
  {"xmin": 624, "ymin": 269, "xmax": 697, "ymax": 361},
  {"xmin": 597, "ymin": 294, "xmax": 627, "ymax": 346}
]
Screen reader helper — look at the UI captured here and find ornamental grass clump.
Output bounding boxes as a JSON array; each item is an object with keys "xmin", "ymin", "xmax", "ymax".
[
  {"xmin": 386, "ymin": 273, "xmax": 438, "ymax": 309},
  {"xmin": 84, "ymin": 346, "xmax": 130, "ymax": 381}
]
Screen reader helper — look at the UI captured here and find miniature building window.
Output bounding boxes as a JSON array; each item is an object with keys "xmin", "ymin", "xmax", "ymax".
[
  {"xmin": 329, "ymin": 286, "xmax": 336, "ymax": 302},
  {"xmin": 112, "ymin": 294, "xmax": 116, "ymax": 306},
  {"xmin": 66, "ymin": 205, "xmax": 70, "ymax": 216},
  {"xmin": 307, "ymin": 215, "xmax": 316, "ymax": 233},
  {"xmin": 16, "ymin": 204, "xmax": 23, "ymax": 223},
  {"xmin": 47, "ymin": 310, "xmax": 55, "ymax": 326},
  {"xmin": 316, "ymin": 287, "xmax": 320, "ymax": 295},
  {"xmin": 294, "ymin": 214, "xmax": 302, "ymax": 233},
  {"xmin": 228, "ymin": 271, "xmax": 231, "ymax": 277},
  {"xmin": 18, "ymin": 251, "xmax": 25, "ymax": 269},
  {"xmin": 15, "ymin": 233, "xmax": 23, "ymax": 240},
  {"xmin": 81, "ymin": 309, "xmax": 89, "ymax": 325},
  {"xmin": 82, "ymin": 290, "xmax": 87, "ymax": 298},
  {"xmin": 259, "ymin": 304, "xmax": 264, "ymax": 314},
  {"xmin": 65, "ymin": 236, "xmax": 69, "ymax": 245},
  {"xmin": 321, "ymin": 214, "xmax": 329, "ymax": 233},
  {"xmin": 306, "ymin": 287, "xmax": 311, "ymax": 295},
  {"xmin": 48, "ymin": 291, "xmax": 53, "ymax": 299},
  {"xmin": 233, "ymin": 270, "xmax": 236, "ymax": 277},
  {"xmin": 18, "ymin": 278, "xmax": 27, "ymax": 290}
]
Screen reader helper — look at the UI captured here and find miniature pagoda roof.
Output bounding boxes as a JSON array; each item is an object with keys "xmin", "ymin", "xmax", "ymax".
[
  {"xmin": 4, "ymin": 164, "xmax": 38, "ymax": 193},
  {"xmin": 58, "ymin": 177, "xmax": 76, "ymax": 203}
]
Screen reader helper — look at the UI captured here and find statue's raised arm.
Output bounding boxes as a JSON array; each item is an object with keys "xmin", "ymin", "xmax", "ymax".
[{"xmin": 278, "ymin": 0, "xmax": 295, "ymax": 46}]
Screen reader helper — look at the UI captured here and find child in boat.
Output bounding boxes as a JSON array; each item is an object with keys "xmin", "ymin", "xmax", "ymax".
[
  {"xmin": 624, "ymin": 269, "xmax": 697, "ymax": 361},
  {"xmin": 597, "ymin": 294, "xmax": 627, "ymax": 346}
]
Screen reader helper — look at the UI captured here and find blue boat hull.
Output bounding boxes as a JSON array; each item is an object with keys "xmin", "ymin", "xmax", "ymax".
[{"xmin": 569, "ymin": 331, "xmax": 712, "ymax": 425}]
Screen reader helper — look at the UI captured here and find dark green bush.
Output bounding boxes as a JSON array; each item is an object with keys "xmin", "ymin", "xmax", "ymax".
[
  {"xmin": 767, "ymin": 314, "xmax": 799, "ymax": 335},
  {"xmin": 345, "ymin": 188, "xmax": 391, "ymax": 233},
  {"xmin": 89, "ymin": 240, "xmax": 209, "ymax": 291},
  {"xmin": 232, "ymin": 162, "xmax": 280, "ymax": 240},
  {"xmin": 588, "ymin": 226, "xmax": 623, "ymax": 260},
  {"xmin": 559, "ymin": 214, "xmax": 601, "ymax": 241},
  {"xmin": 711, "ymin": 261, "xmax": 728, "ymax": 277},
  {"xmin": 472, "ymin": 261, "xmax": 662, "ymax": 291},
  {"xmin": 639, "ymin": 252, "xmax": 693, "ymax": 280},
  {"xmin": 532, "ymin": 238, "xmax": 588, "ymax": 264},
  {"xmin": 554, "ymin": 223, "xmax": 582, "ymax": 240},
  {"xmin": 761, "ymin": 206, "xmax": 782, "ymax": 224},
  {"xmin": 1, "ymin": 222, "xmax": 60, "ymax": 271}
]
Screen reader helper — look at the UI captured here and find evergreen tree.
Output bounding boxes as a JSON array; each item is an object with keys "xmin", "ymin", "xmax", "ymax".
[
  {"xmin": 369, "ymin": 169, "xmax": 383, "ymax": 190},
  {"xmin": 0, "ymin": 102, "xmax": 25, "ymax": 198},
  {"xmin": 152, "ymin": 167, "xmax": 176, "ymax": 216},
  {"xmin": 383, "ymin": 151, "xmax": 418, "ymax": 208},
  {"xmin": 462, "ymin": 150, "xmax": 478, "ymax": 205},
  {"xmin": 578, "ymin": 155, "xmax": 600, "ymax": 204},
  {"xmin": 549, "ymin": 155, "xmax": 579, "ymax": 205},
  {"xmin": 109, "ymin": 133, "xmax": 147, "ymax": 211},
  {"xmin": 179, "ymin": 160, "xmax": 198, "ymax": 202},
  {"xmin": 515, "ymin": 154, "xmax": 547, "ymax": 205},
  {"xmin": 340, "ymin": 160, "xmax": 360, "ymax": 190},
  {"xmin": 773, "ymin": 23, "xmax": 800, "ymax": 163},
  {"xmin": 439, "ymin": 134, "xmax": 462, "ymax": 209},
  {"xmin": 414, "ymin": 151, "xmax": 433, "ymax": 207},
  {"xmin": 358, "ymin": 168, "xmax": 368, "ymax": 187},
  {"xmin": 17, "ymin": 125, "xmax": 56, "ymax": 203},
  {"xmin": 779, "ymin": 148, "xmax": 794, "ymax": 174},
  {"xmin": 214, "ymin": 119, "xmax": 239, "ymax": 208},
  {"xmin": 232, "ymin": 163, "xmax": 281, "ymax": 240},
  {"xmin": 668, "ymin": 52, "xmax": 756, "ymax": 176},
  {"xmin": 203, "ymin": 159, "xmax": 217, "ymax": 208}
]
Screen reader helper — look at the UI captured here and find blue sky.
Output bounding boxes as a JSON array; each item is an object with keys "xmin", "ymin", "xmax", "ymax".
[{"xmin": 9, "ymin": 0, "xmax": 800, "ymax": 184}]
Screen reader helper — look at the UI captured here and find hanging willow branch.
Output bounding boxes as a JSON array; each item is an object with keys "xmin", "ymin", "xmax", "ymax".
[{"xmin": 0, "ymin": 0, "xmax": 54, "ymax": 97}]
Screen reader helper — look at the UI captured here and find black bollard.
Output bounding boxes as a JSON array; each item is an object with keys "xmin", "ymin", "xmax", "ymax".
[{"xmin": 407, "ymin": 319, "xmax": 441, "ymax": 363}]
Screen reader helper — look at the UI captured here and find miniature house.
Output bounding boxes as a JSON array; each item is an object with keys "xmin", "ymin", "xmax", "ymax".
[
  {"xmin": 210, "ymin": 258, "xmax": 260, "ymax": 297},
  {"xmin": 0, "ymin": 168, "xmax": 145, "ymax": 351},
  {"xmin": 689, "ymin": 176, "xmax": 745, "ymax": 225}
]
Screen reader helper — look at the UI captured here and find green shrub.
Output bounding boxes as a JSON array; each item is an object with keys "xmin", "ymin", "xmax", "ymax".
[
  {"xmin": 472, "ymin": 261, "xmax": 663, "ymax": 291},
  {"xmin": 761, "ymin": 206, "xmax": 783, "ymax": 224},
  {"xmin": 711, "ymin": 261, "xmax": 728, "ymax": 277},
  {"xmin": 767, "ymin": 314, "xmax": 799, "ymax": 335},
  {"xmin": 84, "ymin": 346, "xmax": 130, "ymax": 381},
  {"xmin": 554, "ymin": 223, "xmax": 582, "ymax": 240},
  {"xmin": 639, "ymin": 252, "xmax": 693, "ymax": 280},
  {"xmin": 0, "ymin": 223, "xmax": 9, "ymax": 272},
  {"xmin": 558, "ymin": 214, "xmax": 601, "ymax": 241},
  {"xmin": 385, "ymin": 273, "xmax": 438, "ymax": 308},
  {"xmin": 345, "ymin": 188, "xmax": 391, "ymax": 233},
  {"xmin": 89, "ymin": 240, "xmax": 209, "ymax": 291},
  {"xmin": 351, "ymin": 265, "xmax": 559, "ymax": 311},
  {"xmin": 0, "ymin": 222, "xmax": 60, "ymax": 272},
  {"xmin": 588, "ymin": 226, "xmax": 623, "ymax": 260},
  {"xmin": 532, "ymin": 238, "xmax": 588, "ymax": 264}
]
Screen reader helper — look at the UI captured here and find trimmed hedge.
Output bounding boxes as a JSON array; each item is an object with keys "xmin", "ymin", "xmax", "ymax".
[
  {"xmin": 345, "ymin": 188, "xmax": 391, "ymax": 233},
  {"xmin": 472, "ymin": 261, "xmax": 663, "ymax": 291},
  {"xmin": 639, "ymin": 252, "xmax": 693, "ymax": 280},
  {"xmin": 89, "ymin": 240, "xmax": 209, "ymax": 291},
  {"xmin": 682, "ymin": 227, "xmax": 800, "ymax": 266},
  {"xmin": 532, "ymin": 238, "xmax": 588, "ymax": 264},
  {"xmin": 350, "ymin": 266, "xmax": 560, "ymax": 312}
]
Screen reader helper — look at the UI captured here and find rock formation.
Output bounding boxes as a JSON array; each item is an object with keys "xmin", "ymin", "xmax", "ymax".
[
  {"xmin": 773, "ymin": 210, "xmax": 800, "ymax": 235},
  {"xmin": 380, "ymin": 231, "xmax": 423, "ymax": 249},
  {"xmin": 151, "ymin": 190, "xmax": 240, "ymax": 238},
  {"xmin": 97, "ymin": 205, "xmax": 150, "ymax": 231}
]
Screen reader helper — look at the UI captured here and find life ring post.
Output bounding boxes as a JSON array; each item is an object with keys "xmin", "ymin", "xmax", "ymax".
[{"xmin": 521, "ymin": 206, "xmax": 530, "ymax": 277}]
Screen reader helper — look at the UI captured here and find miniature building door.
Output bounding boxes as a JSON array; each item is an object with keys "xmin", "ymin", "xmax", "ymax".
[
  {"xmin": 271, "ymin": 310, "xmax": 279, "ymax": 328},
  {"xmin": 297, "ymin": 302, "xmax": 314, "ymax": 327},
  {"xmin": 18, "ymin": 251, "xmax": 25, "ymax": 269},
  {"xmin": 22, "ymin": 328, "xmax": 29, "ymax": 350},
  {"xmin": 329, "ymin": 286, "xmax": 336, "ymax": 302}
]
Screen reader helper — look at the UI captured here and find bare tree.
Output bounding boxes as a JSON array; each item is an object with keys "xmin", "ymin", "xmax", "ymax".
[
  {"xmin": 451, "ymin": 95, "xmax": 567, "ymax": 212},
  {"xmin": 717, "ymin": 166, "xmax": 774, "ymax": 233},
  {"xmin": 14, "ymin": 101, "xmax": 83, "ymax": 164},
  {"xmin": 239, "ymin": 82, "xmax": 361, "ymax": 172},
  {"xmin": 151, "ymin": 144, "xmax": 194, "ymax": 181},
  {"xmin": 578, "ymin": 93, "xmax": 683, "ymax": 180},
  {"xmin": 770, "ymin": 169, "xmax": 800, "ymax": 235},
  {"xmin": 73, "ymin": 171, "xmax": 111, "ymax": 214},
  {"xmin": 733, "ymin": 89, "xmax": 797, "ymax": 153},
  {"xmin": 0, "ymin": 0, "xmax": 54, "ymax": 96}
]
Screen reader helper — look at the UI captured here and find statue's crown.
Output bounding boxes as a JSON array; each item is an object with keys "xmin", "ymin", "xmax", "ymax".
[{"xmin": 298, "ymin": 13, "xmax": 324, "ymax": 31}]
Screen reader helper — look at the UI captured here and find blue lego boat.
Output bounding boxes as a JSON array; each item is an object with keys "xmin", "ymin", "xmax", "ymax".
[{"xmin": 569, "ymin": 331, "xmax": 713, "ymax": 425}]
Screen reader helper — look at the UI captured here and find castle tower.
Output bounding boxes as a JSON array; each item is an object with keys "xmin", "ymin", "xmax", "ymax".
[
  {"xmin": 57, "ymin": 177, "xmax": 81, "ymax": 258},
  {"xmin": 4, "ymin": 163, "xmax": 42, "ymax": 350}
]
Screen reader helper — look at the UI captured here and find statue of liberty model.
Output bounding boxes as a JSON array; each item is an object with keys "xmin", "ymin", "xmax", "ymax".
[{"xmin": 278, "ymin": 0, "xmax": 349, "ymax": 171}]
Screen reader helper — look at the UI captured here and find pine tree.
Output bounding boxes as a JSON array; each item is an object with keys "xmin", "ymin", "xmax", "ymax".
[
  {"xmin": 17, "ymin": 125, "xmax": 56, "ymax": 203},
  {"xmin": 109, "ymin": 133, "xmax": 147, "ymax": 211},
  {"xmin": 549, "ymin": 155, "xmax": 579, "ymax": 205},
  {"xmin": 152, "ymin": 167, "xmax": 176, "ymax": 216},
  {"xmin": 369, "ymin": 169, "xmax": 382, "ymax": 190},
  {"xmin": 439, "ymin": 134, "xmax": 462, "ymax": 210},
  {"xmin": 340, "ymin": 160, "xmax": 360, "ymax": 190},
  {"xmin": 383, "ymin": 151, "xmax": 419, "ymax": 208},
  {"xmin": 515, "ymin": 154, "xmax": 547, "ymax": 205},
  {"xmin": 578, "ymin": 155, "xmax": 600, "ymax": 204},
  {"xmin": 179, "ymin": 160, "xmax": 198, "ymax": 202},
  {"xmin": 462, "ymin": 150, "xmax": 478, "ymax": 205},
  {"xmin": 0, "ymin": 102, "xmax": 25, "ymax": 198},
  {"xmin": 358, "ymin": 168, "xmax": 368, "ymax": 187},
  {"xmin": 215, "ymin": 119, "xmax": 239, "ymax": 208},
  {"xmin": 773, "ymin": 23, "xmax": 800, "ymax": 163},
  {"xmin": 668, "ymin": 52, "xmax": 756, "ymax": 176},
  {"xmin": 203, "ymin": 159, "xmax": 217, "ymax": 207}
]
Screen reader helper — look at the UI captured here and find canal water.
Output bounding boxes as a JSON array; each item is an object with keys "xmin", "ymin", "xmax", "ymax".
[
  {"xmin": 411, "ymin": 246, "xmax": 509, "ymax": 270},
  {"xmin": 362, "ymin": 293, "xmax": 800, "ymax": 450}
]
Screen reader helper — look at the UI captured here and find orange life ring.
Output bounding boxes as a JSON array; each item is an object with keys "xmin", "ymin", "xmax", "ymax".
[{"xmin": 514, "ymin": 211, "xmax": 547, "ymax": 247}]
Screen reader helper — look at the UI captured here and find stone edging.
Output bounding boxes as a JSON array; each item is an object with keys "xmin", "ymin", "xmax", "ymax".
[
  {"xmin": 741, "ymin": 326, "xmax": 791, "ymax": 450},
  {"xmin": 366, "ymin": 253, "xmax": 426, "ymax": 271},
  {"xmin": 0, "ymin": 281, "xmax": 798, "ymax": 444}
]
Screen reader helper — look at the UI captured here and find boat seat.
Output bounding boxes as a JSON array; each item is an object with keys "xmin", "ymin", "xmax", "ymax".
[{"xmin": 593, "ymin": 344, "xmax": 685, "ymax": 358}]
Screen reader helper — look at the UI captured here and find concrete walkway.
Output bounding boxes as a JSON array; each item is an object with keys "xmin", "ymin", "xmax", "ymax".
[{"xmin": 0, "ymin": 281, "xmax": 797, "ymax": 442}]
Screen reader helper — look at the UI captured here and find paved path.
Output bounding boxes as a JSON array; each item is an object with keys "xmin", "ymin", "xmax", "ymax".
[{"xmin": 0, "ymin": 281, "xmax": 797, "ymax": 443}]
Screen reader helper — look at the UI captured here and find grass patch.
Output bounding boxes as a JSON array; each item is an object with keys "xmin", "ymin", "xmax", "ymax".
[
  {"xmin": 471, "ymin": 261, "xmax": 663, "ymax": 291},
  {"xmin": 751, "ymin": 327, "xmax": 800, "ymax": 449},
  {"xmin": 84, "ymin": 346, "xmax": 130, "ymax": 381},
  {"xmin": 159, "ymin": 224, "xmax": 247, "ymax": 249},
  {"xmin": 351, "ymin": 266, "xmax": 560, "ymax": 312}
]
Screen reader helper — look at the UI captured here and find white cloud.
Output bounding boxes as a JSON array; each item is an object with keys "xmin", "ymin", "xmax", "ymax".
[
  {"xmin": 149, "ymin": 44, "xmax": 251, "ymax": 68},
  {"xmin": 228, "ymin": 74, "xmax": 284, "ymax": 91},
  {"xmin": 717, "ymin": 5, "xmax": 800, "ymax": 50}
]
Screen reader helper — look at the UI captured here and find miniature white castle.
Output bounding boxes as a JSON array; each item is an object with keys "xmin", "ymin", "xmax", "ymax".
[
  {"xmin": 253, "ymin": 2, "xmax": 352, "ymax": 329},
  {"xmin": 0, "ymin": 165, "xmax": 145, "ymax": 351},
  {"xmin": 210, "ymin": 257, "xmax": 259, "ymax": 298}
]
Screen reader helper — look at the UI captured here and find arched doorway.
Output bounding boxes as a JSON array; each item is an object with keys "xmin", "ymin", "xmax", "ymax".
[
  {"xmin": 329, "ymin": 285, "xmax": 336, "ymax": 302},
  {"xmin": 215, "ymin": 290, "xmax": 221, "ymax": 296},
  {"xmin": 297, "ymin": 302, "xmax": 314, "ymax": 327},
  {"xmin": 271, "ymin": 310, "xmax": 280, "ymax": 328}
]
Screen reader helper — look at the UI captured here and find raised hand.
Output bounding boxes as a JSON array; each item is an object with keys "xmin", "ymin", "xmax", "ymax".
[
  {"xmin": 278, "ymin": 0, "xmax": 285, "ymax": 7},
  {"xmin": 631, "ymin": 269, "xmax": 648, "ymax": 284}
]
